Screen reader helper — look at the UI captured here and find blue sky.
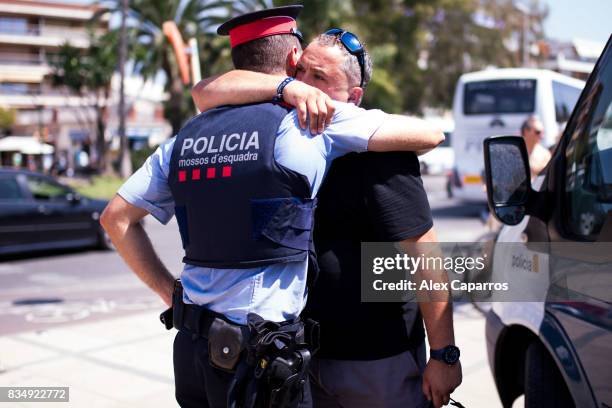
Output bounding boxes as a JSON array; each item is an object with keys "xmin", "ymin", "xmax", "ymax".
[{"xmin": 543, "ymin": 0, "xmax": 611, "ymax": 44}]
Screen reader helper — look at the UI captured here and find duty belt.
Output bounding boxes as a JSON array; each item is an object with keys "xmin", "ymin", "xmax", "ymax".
[{"xmin": 160, "ymin": 280, "xmax": 320, "ymax": 408}]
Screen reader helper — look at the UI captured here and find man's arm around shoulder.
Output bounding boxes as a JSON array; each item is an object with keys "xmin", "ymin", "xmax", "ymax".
[
  {"xmin": 368, "ymin": 114, "xmax": 445, "ymax": 153},
  {"xmin": 101, "ymin": 195, "xmax": 175, "ymax": 307}
]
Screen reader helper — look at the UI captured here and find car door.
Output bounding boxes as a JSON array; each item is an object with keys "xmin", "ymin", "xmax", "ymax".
[
  {"xmin": 23, "ymin": 174, "xmax": 95, "ymax": 245},
  {"xmin": 0, "ymin": 173, "xmax": 43, "ymax": 252},
  {"xmin": 546, "ymin": 38, "xmax": 612, "ymax": 408}
]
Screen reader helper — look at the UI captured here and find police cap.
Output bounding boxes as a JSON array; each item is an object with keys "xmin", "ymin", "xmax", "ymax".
[{"xmin": 217, "ymin": 5, "xmax": 303, "ymax": 48}]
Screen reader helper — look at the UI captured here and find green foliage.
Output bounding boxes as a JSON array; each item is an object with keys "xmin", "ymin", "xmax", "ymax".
[
  {"xmin": 362, "ymin": 68, "xmax": 402, "ymax": 113},
  {"xmin": 0, "ymin": 106, "xmax": 16, "ymax": 131},
  {"xmin": 70, "ymin": 174, "xmax": 125, "ymax": 199},
  {"xmin": 50, "ymin": 32, "xmax": 118, "ymax": 94},
  {"xmin": 275, "ymin": 0, "xmax": 546, "ymax": 112},
  {"xmin": 95, "ymin": 0, "xmax": 548, "ymax": 120},
  {"xmin": 96, "ymin": 0, "xmax": 244, "ymax": 134},
  {"xmin": 130, "ymin": 144, "xmax": 157, "ymax": 171}
]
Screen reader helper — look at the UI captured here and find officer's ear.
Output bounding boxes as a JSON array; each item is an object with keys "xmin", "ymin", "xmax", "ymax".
[
  {"xmin": 286, "ymin": 45, "xmax": 301, "ymax": 77},
  {"xmin": 348, "ymin": 87, "xmax": 364, "ymax": 106}
]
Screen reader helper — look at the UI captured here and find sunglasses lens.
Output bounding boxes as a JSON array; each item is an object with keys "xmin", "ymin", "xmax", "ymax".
[{"xmin": 341, "ymin": 32, "xmax": 363, "ymax": 53}]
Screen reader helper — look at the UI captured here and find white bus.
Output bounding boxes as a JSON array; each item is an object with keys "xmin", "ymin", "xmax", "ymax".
[{"xmin": 450, "ymin": 68, "xmax": 585, "ymax": 202}]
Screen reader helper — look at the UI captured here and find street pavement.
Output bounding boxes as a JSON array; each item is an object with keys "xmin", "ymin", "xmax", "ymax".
[{"xmin": 0, "ymin": 175, "xmax": 509, "ymax": 407}]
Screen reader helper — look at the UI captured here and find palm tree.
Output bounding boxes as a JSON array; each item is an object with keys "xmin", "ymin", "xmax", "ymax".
[
  {"xmin": 50, "ymin": 32, "xmax": 118, "ymax": 173},
  {"xmin": 95, "ymin": 0, "xmax": 276, "ymax": 136}
]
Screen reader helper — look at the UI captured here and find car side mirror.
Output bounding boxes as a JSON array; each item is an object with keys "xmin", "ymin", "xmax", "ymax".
[{"xmin": 484, "ymin": 136, "xmax": 532, "ymax": 225}]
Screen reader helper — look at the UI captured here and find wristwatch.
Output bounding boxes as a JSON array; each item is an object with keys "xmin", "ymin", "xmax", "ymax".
[
  {"xmin": 273, "ymin": 77, "xmax": 295, "ymax": 102},
  {"xmin": 430, "ymin": 345, "xmax": 460, "ymax": 365}
]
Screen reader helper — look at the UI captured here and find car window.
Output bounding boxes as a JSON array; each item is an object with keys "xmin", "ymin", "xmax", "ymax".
[
  {"xmin": 0, "ymin": 177, "xmax": 23, "ymax": 199},
  {"xmin": 26, "ymin": 176, "xmax": 71, "ymax": 201},
  {"xmin": 553, "ymin": 80, "xmax": 582, "ymax": 123},
  {"xmin": 564, "ymin": 49, "xmax": 612, "ymax": 240}
]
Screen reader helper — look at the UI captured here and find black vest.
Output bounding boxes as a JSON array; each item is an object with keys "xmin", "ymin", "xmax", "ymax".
[{"xmin": 168, "ymin": 103, "xmax": 316, "ymax": 269}]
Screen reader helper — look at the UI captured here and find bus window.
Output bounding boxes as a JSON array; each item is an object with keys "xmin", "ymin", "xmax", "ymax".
[{"xmin": 463, "ymin": 79, "xmax": 536, "ymax": 115}]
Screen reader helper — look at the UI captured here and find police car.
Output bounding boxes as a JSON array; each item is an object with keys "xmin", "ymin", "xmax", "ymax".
[{"xmin": 483, "ymin": 35, "xmax": 612, "ymax": 408}]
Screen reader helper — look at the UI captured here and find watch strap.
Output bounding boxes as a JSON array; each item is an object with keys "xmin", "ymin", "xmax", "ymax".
[{"xmin": 273, "ymin": 77, "xmax": 295, "ymax": 102}]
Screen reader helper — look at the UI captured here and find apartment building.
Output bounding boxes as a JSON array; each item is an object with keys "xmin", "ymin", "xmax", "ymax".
[
  {"xmin": 0, "ymin": 0, "xmax": 106, "ymax": 169},
  {"xmin": 0, "ymin": 0, "xmax": 171, "ymax": 173}
]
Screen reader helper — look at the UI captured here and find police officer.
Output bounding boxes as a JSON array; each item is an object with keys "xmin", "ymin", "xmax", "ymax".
[{"xmin": 101, "ymin": 6, "xmax": 443, "ymax": 408}]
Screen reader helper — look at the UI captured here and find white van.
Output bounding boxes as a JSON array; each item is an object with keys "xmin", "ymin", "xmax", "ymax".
[{"xmin": 450, "ymin": 68, "xmax": 585, "ymax": 202}]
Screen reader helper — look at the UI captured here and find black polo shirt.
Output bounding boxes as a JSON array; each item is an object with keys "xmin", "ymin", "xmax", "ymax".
[{"xmin": 305, "ymin": 151, "xmax": 433, "ymax": 360}]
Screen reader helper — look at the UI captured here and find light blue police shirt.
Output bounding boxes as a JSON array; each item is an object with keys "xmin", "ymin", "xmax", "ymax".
[{"xmin": 118, "ymin": 102, "xmax": 386, "ymax": 324}]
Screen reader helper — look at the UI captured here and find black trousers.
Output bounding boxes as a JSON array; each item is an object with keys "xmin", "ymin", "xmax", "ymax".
[{"xmin": 173, "ymin": 329, "xmax": 313, "ymax": 408}]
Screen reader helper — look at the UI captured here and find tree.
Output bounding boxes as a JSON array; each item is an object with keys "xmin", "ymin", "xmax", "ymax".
[
  {"xmin": 422, "ymin": 0, "xmax": 547, "ymax": 109},
  {"xmin": 96, "ymin": 0, "xmax": 240, "ymax": 135},
  {"xmin": 0, "ymin": 107, "xmax": 16, "ymax": 136},
  {"xmin": 50, "ymin": 32, "xmax": 118, "ymax": 173}
]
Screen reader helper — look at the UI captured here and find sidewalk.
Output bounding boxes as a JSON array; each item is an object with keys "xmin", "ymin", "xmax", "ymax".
[
  {"xmin": 0, "ymin": 310, "xmax": 177, "ymax": 407},
  {"xmin": 0, "ymin": 304, "xmax": 502, "ymax": 408}
]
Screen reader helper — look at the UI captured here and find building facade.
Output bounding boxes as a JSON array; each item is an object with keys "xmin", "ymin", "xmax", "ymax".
[{"xmin": 0, "ymin": 0, "xmax": 171, "ymax": 174}]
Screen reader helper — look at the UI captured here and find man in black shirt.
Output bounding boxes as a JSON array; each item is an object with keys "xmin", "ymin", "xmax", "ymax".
[
  {"xmin": 295, "ymin": 34, "xmax": 462, "ymax": 408},
  {"xmin": 307, "ymin": 151, "xmax": 452, "ymax": 407}
]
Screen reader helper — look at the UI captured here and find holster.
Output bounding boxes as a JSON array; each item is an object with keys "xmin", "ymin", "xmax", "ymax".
[
  {"xmin": 159, "ymin": 279, "xmax": 182, "ymax": 330},
  {"xmin": 229, "ymin": 313, "xmax": 319, "ymax": 408}
]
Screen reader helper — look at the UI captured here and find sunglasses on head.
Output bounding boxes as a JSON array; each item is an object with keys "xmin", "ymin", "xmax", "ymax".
[{"xmin": 324, "ymin": 28, "xmax": 365, "ymax": 88}]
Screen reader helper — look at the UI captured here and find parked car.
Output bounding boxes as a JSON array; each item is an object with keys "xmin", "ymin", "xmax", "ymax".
[
  {"xmin": 483, "ymin": 36, "xmax": 612, "ymax": 408},
  {"xmin": 453, "ymin": 67, "xmax": 585, "ymax": 202},
  {"xmin": 0, "ymin": 169, "xmax": 112, "ymax": 255}
]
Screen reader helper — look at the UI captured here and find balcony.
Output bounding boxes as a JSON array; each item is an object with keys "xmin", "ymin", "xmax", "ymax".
[
  {"xmin": 0, "ymin": 24, "xmax": 90, "ymax": 49},
  {"xmin": 0, "ymin": 2, "xmax": 99, "ymax": 22},
  {"xmin": 0, "ymin": 92, "xmax": 101, "ymax": 109},
  {"xmin": 0, "ymin": 53, "xmax": 49, "ymax": 82}
]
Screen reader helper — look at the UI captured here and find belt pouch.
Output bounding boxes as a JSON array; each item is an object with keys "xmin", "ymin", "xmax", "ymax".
[{"xmin": 208, "ymin": 317, "xmax": 245, "ymax": 372}]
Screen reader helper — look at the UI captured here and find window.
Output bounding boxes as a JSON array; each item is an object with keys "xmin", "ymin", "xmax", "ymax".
[
  {"xmin": 564, "ymin": 49, "xmax": 612, "ymax": 240},
  {"xmin": 553, "ymin": 81, "xmax": 582, "ymax": 123},
  {"xmin": 0, "ymin": 177, "xmax": 23, "ymax": 199},
  {"xmin": 26, "ymin": 176, "xmax": 71, "ymax": 201},
  {"xmin": 0, "ymin": 83, "xmax": 32, "ymax": 95},
  {"xmin": 0, "ymin": 17, "xmax": 30, "ymax": 35},
  {"xmin": 463, "ymin": 79, "xmax": 536, "ymax": 115}
]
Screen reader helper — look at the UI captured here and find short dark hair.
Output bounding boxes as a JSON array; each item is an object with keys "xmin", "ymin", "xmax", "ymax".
[{"xmin": 231, "ymin": 34, "xmax": 302, "ymax": 74}]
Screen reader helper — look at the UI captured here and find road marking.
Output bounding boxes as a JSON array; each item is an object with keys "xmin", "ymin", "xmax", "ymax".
[{"xmin": 0, "ymin": 297, "xmax": 164, "ymax": 324}]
